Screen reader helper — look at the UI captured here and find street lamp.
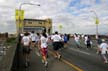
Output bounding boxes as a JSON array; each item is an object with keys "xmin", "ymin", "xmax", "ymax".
[
  {"xmin": 90, "ymin": 10, "xmax": 99, "ymax": 39},
  {"xmin": 19, "ymin": 3, "xmax": 40, "ymax": 10},
  {"xmin": 18, "ymin": 3, "xmax": 40, "ymax": 33}
]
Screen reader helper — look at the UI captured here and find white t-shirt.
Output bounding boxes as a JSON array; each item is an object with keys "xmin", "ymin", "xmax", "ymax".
[
  {"xmin": 22, "ymin": 36, "xmax": 31, "ymax": 46},
  {"xmin": 51, "ymin": 34, "xmax": 61, "ymax": 42},
  {"xmin": 40, "ymin": 36, "xmax": 48, "ymax": 48},
  {"xmin": 81, "ymin": 34, "xmax": 84, "ymax": 38},
  {"xmin": 30, "ymin": 33, "xmax": 36, "ymax": 41},
  {"xmin": 84, "ymin": 36, "xmax": 88, "ymax": 44},
  {"xmin": 74, "ymin": 36, "xmax": 79, "ymax": 42},
  {"xmin": 35, "ymin": 35, "xmax": 40, "ymax": 42},
  {"xmin": 99, "ymin": 43, "xmax": 108, "ymax": 54}
]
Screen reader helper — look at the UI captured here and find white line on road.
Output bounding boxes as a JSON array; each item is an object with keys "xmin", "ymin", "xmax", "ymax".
[
  {"xmin": 69, "ymin": 48, "xmax": 91, "ymax": 55},
  {"xmin": 34, "ymin": 48, "xmax": 41, "ymax": 56},
  {"xmin": 36, "ymin": 52, "xmax": 41, "ymax": 56}
]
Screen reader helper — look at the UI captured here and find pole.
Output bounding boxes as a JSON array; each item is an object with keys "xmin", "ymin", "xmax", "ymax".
[
  {"xmin": 18, "ymin": 3, "xmax": 40, "ymax": 33},
  {"xmin": 96, "ymin": 24, "xmax": 98, "ymax": 39},
  {"xmin": 90, "ymin": 11, "xmax": 99, "ymax": 39}
]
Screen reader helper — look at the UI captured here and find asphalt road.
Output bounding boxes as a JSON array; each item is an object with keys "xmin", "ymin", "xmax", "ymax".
[
  {"xmin": 54, "ymin": 38, "xmax": 108, "ymax": 71},
  {"xmin": 2, "ymin": 38, "xmax": 108, "ymax": 71},
  {"xmin": 18, "ymin": 47, "xmax": 76, "ymax": 71}
]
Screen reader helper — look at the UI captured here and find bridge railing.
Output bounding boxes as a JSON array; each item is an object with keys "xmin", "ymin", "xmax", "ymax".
[
  {"xmin": 0, "ymin": 41, "xmax": 17, "ymax": 71},
  {"xmin": 0, "ymin": 35, "xmax": 21, "ymax": 71}
]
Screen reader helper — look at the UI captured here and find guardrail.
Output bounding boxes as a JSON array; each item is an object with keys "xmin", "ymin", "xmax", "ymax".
[
  {"xmin": 0, "ymin": 43, "xmax": 17, "ymax": 71},
  {"xmin": 0, "ymin": 35, "xmax": 21, "ymax": 71}
]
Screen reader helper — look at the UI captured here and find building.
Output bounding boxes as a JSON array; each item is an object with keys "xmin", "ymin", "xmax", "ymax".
[{"xmin": 16, "ymin": 18, "xmax": 52, "ymax": 34}]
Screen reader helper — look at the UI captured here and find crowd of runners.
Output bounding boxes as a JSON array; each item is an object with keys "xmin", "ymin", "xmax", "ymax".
[
  {"xmin": 20, "ymin": 30, "xmax": 108, "ymax": 68},
  {"xmin": 20, "ymin": 30, "xmax": 70, "ymax": 67},
  {"xmin": 74, "ymin": 33, "xmax": 108, "ymax": 63}
]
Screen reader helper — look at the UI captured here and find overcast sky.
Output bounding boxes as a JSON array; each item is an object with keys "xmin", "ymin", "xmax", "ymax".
[{"xmin": 0, "ymin": 0, "xmax": 108, "ymax": 34}]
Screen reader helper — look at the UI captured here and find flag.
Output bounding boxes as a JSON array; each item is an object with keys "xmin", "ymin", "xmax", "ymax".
[
  {"xmin": 95, "ymin": 17, "xmax": 99, "ymax": 24},
  {"xmin": 15, "ymin": 9, "xmax": 24, "ymax": 20},
  {"xmin": 59, "ymin": 24, "xmax": 63, "ymax": 29},
  {"xmin": 15, "ymin": 9, "xmax": 19, "ymax": 20}
]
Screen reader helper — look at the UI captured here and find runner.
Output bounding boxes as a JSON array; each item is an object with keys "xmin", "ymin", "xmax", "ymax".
[
  {"xmin": 74, "ymin": 34, "xmax": 81, "ymax": 48},
  {"xmin": 96, "ymin": 36, "xmax": 102, "ymax": 54},
  {"xmin": 35, "ymin": 33, "xmax": 40, "ymax": 48},
  {"xmin": 67, "ymin": 34, "xmax": 70, "ymax": 41},
  {"xmin": 63, "ymin": 34, "xmax": 68, "ymax": 48},
  {"xmin": 86, "ymin": 36, "xmax": 92, "ymax": 49},
  {"xmin": 58, "ymin": 34, "xmax": 64, "ymax": 49},
  {"xmin": 98, "ymin": 39, "xmax": 108, "ymax": 63},
  {"xmin": 35, "ymin": 33, "xmax": 41, "ymax": 56},
  {"xmin": 38, "ymin": 32, "xmax": 49, "ymax": 67},
  {"xmin": 30, "ymin": 31, "xmax": 36, "ymax": 48},
  {"xmin": 84, "ymin": 35, "xmax": 88, "ymax": 48},
  {"xmin": 51, "ymin": 31, "xmax": 61, "ymax": 59},
  {"xmin": 81, "ymin": 34, "xmax": 84, "ymax": 40},
  {"xmin": 21, "ymin": 32, "xmax": 31, "ymax": 67}
]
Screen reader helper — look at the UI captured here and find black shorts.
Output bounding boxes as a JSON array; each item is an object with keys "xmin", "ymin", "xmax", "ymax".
[
  {"xmin": 23, "ymin": 46, "xmax": 31, "ymax": 54},
  {"xmin": 32, "ymin": 41, "xmax": 35, "ymax": 43},
  {"xmin": 53, "ymin": 42, "xmax": 60, "ymax": 51},
  {"xmin": 87, "ymin": 44, "xmax": 91, "ymax": 46},
  {"xmin": 59, "ymin": 42, "xmax": 64, "ymax": 48}
]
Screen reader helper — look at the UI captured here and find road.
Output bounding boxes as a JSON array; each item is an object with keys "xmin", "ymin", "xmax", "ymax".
[
  {"xmin": 18, "ymin": 47, "xmax": 76, "ymax": 71},
  {"xmin": 51, "ymin": 38, "xmax": 108, "ymax": 71},
  {"xmin": 2, "ymin": 37, "xmax": 108, "ymax": 71},
  {"xmin": 19, "ymin": 38, "xmax": 108, "ymax": 71}
]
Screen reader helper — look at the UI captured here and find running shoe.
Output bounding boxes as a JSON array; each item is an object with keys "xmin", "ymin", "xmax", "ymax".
[
  {"xmin": 45, "ymin": 61, "xmax": 48, "ymax": 67},
  {"xmin": 58, "ymin": 55, "xmax": 61, "ymax": 60}
]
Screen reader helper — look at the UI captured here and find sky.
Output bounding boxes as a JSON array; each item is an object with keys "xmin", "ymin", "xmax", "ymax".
[{"xmin": 0, "ymin": 0, "xmax": 108, "ymax": 34}]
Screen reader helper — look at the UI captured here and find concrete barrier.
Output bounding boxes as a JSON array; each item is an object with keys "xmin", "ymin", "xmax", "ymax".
[
  {"xmin": 0, "ymin": 35, "xmax": 20, "ymax": 71},
  {"xmin": 11, "ymin": 35, "xmax": 23, "ymax": 71},
  {"xmin": 0, "ymin": 45, "xmax": 16, "ymax": 71}
]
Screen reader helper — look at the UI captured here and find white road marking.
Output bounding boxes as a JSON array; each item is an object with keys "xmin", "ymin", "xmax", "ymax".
[
  {"xmin": 34, "ymin": 48, "xmax": 41, "ymax": 56},
  {"xmin": 69, "ymin": 48, "xmax": 91, "ymax": 55},
  {"xmin": 36, "ymin": 51, "xmax": 41, "ymax": 56}
]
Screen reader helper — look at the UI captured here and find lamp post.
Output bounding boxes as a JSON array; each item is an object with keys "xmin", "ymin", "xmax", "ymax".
[
  {"xmin": 19, "ymin": 3, "xmax": 40, "ymax": 11},
  {"xmin": 90, "ymin": 11, "xmax": 99, "ymax": 39},
  {"xmin": 58, "ymin": 24, "xmax": 63, "ymax": 33},
  {"xmin": 18, "ymin": 3, "xmax": 40, "ymax": 33}
]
